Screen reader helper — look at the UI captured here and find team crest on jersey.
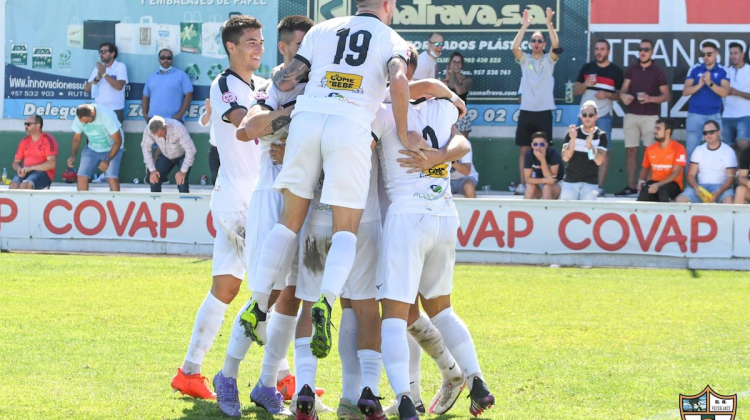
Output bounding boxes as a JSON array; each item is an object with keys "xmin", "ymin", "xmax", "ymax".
[
  {"xmin": 322, "ymin": 72, "xmax": 364, "ymax": 93},
  {"xmin": 254, "ymin": 90, "xmax": 269, "ymax": 101},
  {"xmin": 222, "ymin": 91, "xmax": 238, "ymax": 103},
  {"xmin": 680, "ymin": 385, "xmax": 736, "ymax": 420},
  {"xmin": 421, "ymin": 163, "xmax": 449, "ymax": 178}
]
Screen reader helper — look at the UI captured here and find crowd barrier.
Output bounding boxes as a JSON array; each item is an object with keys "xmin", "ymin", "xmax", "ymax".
[{"xmin": 1, "ymin": 190, "xmax": 749, "ymax": 270}]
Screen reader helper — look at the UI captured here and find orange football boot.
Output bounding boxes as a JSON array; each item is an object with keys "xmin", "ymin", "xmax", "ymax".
[
  {"xmin": 171, "ymin": 368, "xmax": 217, "ymax": 400},
  {"xmin": 276, "ymin": 374, "xmax": 325, "ymax": 401}
]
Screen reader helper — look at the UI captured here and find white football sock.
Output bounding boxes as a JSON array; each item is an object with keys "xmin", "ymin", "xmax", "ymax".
[
  {"xmin": 339, "ymin": 308, "xmax": 361, "ymax": 403},
  {"xmin": 260, "ymin": 311, "xmax": 297, "ymax": 387},
  {"xmin": 222, "ymin": 299, "xmax": 254, "ymax": 379},
  {"xmin": 380, "ymin": 318, "xmax": 410, "ymax": 397},
  {"xmin": 320, "ymin": 231, "xmax": 357, "ymax": 305},
  {"xmin": 294, "ymin": 337, "xmax": 317, "ymax": 394},
  {"xmin": 431, "ymin": 308, "xmax": 483, "ymax": 391},
  {"xmin": 278, "ymin": 355, "xmax": 291, "ymax": 379},
  {"xmin": 182, "ymin": 292, "xmax": 229, "ymax": 374},
  {"xmin": 254, "ymin": 224, "xmax": 297, "ymax": 311},
  {"xmin": 409, "ymin": 312, "xmax": 463, "ymax": 384},
  {"xmin": 407, "ymin": 333, "xmax": 423, "ymax": 403}
]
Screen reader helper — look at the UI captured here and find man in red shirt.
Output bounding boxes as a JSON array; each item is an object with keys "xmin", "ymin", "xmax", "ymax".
[
  {"xmin": 636, "ymin": 118, "xmax": 687, "ymax": 202},
  {"xmin": 10, "ymin": 115, "xmax": 58, "ymax": 190}
]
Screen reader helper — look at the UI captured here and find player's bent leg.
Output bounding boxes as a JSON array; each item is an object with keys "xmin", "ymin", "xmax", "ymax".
[{"xmin": 378, "ymin": 299, "xmax": 418, "ymax": 420}]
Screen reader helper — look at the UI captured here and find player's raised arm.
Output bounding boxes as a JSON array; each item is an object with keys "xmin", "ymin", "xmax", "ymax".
[{"xmin": 272, "ymin": 57, "xmax": 309, "ymax": 92}]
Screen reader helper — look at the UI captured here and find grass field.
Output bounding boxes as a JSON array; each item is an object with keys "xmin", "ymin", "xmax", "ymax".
[{"xmin": 1, "ymin": 253, "xmax": 749, "ymax": 420}]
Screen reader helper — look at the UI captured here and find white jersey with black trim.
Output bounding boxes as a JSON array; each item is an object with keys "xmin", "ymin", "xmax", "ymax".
[
  {"xmin": 251, "ymin": 80, "xmax": 307, "ymax": 192},
  {"xmin": 209, "ymin": 69, "xmax": 267, "ymax": 212},
  {"xmin": 293, "ymin": 13, "xmax": 408, "ymax": 130},
  {"xmin": 373, "ymin": 98, "xmax": 459, "ymax": 217}
]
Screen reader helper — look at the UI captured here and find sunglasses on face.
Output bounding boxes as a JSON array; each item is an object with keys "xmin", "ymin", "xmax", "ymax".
[
  {"xmin": 701, "ymin": 52, "xmax": 714, "ymax": 57},
  {"xmin": 99, "ymin": 49, "xmax": 110, "ymax": 54},
  {"xmin": 581, "ymin": 113, "xmax": 597, "ymax": 118},
  {"xmin": 159, "ymin": 56, "xmax": 173, "ymax": 60},
  {"xmin": 530, "ymin": 39, "xmax": 544, "ymax": 44},
  {"xmin": 639, "ymin": 47, "xmax": 652, "ymax": 52},
  {"xmin": 432, "ymin": 42, "xmax": 444, "ymax": 47},
  {"xmin": 703, "ymin": 129, "xmax": 719, "ymax": 135},
  {"xmin": 532, "ymin": 142, "xmax": 547, "ymax": 147},
  {"xmin": 24, "ymin": 122, "xmax": 36, "ymax": 126}
]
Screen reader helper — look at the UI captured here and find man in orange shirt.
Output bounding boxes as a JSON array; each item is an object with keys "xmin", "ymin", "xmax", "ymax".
[
  {"xmin": 10, "ymin": 115, "xmax": 58, "ymax": 190},
  {"xmin": 637, "ymin": 118, "xmax": 687, "ymax": 202}
]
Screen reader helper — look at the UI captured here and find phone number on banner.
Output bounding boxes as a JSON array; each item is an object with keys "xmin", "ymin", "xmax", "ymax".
[{"xmin": 464, "ymin": 105, "xmax": 580, "ymax": 127}]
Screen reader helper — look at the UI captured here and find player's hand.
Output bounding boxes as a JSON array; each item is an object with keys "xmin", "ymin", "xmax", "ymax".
[
  {"xmin": 149, "ymin": 170, "xmax": 160, "ymax": 184},
  {"xmin": 545, "ymin": 7, "xmax": 555, "ymax": 25},
  {"xmin": 98, "ymin": 160, "xmax": 110, "ymax": 173},
  {"xmin": 402, "ymin": 130, "xmax": 435, "ymax": 160},
  {"xmin": 621, "ymin": 93, "xmax": 634, "ymax": 105},
  {"xmin": 567, "ymin": 124, "xmax": 577, "ymax": 140},
  {"xmin": 175, "ymin": 171, "xmax": 186, "ymax": 185},
  {"xmin": 67, "ymin": 156, "xmax": 75, "ymax": 168},
  {"xmin": 452, "ymin": 97, "xmax": 467, "ymax": 120},
  {"xmin": 521, "ymin": 9, "xmax": 532, "ymax": 27},
  {"xmin": 270, "ymin": 142, "xmax": 286, "ymax": 165},
  {"xmin": 204, "ymin": 98, "xmax": 212, "ymax": 115},
  {"xmin": 398, "ymin": 149, "xmax": 443, "ymax": 173}
]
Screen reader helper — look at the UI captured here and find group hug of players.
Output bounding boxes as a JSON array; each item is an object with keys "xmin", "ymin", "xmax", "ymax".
[{"xmin": 169, "ymin": 2, "xmax": 494, "ymax": 419}]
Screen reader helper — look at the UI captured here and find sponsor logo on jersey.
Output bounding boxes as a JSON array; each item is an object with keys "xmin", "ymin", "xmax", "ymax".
[
  {"xmin": 323, "ymin": 72, "xmax": 363, "ymax": 91},
  {"xmin": 222, "ymin": 92, "xmax": 238, "ymax": 103},
  {"xmin": 430, "ymin": 184, "xmax": 443, "ymax": 193},
  {"xmin": 254, "ymin": 90, "xmax": 269, "ymax": 101},
  {"xmin": 421, "ymin": 163, "xmax": 449, "ymax": 178}
]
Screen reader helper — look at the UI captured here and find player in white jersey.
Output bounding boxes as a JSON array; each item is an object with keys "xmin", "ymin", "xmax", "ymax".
[
  {"xmin": 170, "ymin": 15, "xmax": 266, "ymax": 403},
  {"xmin": 372, "ymin": 92, "xmax": 495, "ymax": 418}
]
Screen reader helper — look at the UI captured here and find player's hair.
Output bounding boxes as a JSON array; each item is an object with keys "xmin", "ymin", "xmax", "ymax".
[
  {"xmin": 406, "ymin": 43, "xmax": 419, "ymax": 70},
  {"xmin": 449, "ymin": 51, "xmax": 465, "ymax": 66},
  {"xmin": 640, "ymin": 39, "xmax": 654, "ymax": 49},
  {"xmin": 222, "ymin": 15, "xmax": 263, "ymax": 56},
  {"xmin": 148, "ymin": 116, "xmax": 167, "ymax": 134},
  {"xmin": 702, "ymin": 41, "xmax": 719, "ymax": 51},
  {"xmin": 76, "ymin": 104, "xmax": 95, "ymax": 119},
  {"xmin": 278, "ymin": 15, "xmax": 314, "ymax": 44},
  {"xmin": 581, "ymin": 100, "xmax": 598, "ymax": 113},
  {"xmin": 531, "ymin": 131, "xmax": 548, "ymax": 142},
  {"xmin": 703, "ymin": 120, "xmax": 720, "ymax": 131},
  {"xmin": 729, "ymin": 42, "xmax": 745, "ymax": 53},
  {"xmin": 656, "ymin": 118, "xmax": 674, "ymax": 135},
  {"xmin": 595, "ymin": 39, "xmax": 610, "ymax": 51},
  {"xmin": 99, "ymin": 42, "xmax": 118, "ymax": 59}
]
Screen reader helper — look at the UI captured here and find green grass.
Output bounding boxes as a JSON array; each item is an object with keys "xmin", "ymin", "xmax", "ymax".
[{"xmin": 1, "ymin": 253, "xmax": 749, "ymax": 419}]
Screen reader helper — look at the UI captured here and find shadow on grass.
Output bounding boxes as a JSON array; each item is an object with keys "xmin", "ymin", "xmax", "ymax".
[
  {"xmin": 174, "ymin": 396, "xmax": 280, "ymax": 420},
  {"xmin": 188, "ymin": 258, "xmax": 211, "ymax": 264}
]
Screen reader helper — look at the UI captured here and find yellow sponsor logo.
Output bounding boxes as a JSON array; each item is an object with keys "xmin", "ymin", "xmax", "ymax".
[
  {"xmin": 325, "ymin": 72, "xmax": 363, "ymax": 91},
  {"xmin": 422, "ymin": 163, "xmax": 449, "ymax": 178}
]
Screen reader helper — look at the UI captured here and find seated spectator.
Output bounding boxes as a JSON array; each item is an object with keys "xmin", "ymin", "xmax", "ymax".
[
  {"xmin": 67, "ymin": 103, "xmax": 123, "ymax": 192},
  {"xmin": 560, "ymin": 101, "xmax": 608, "ymax": 200},
  {"xmin": 10, "ymin": 115, "xmax": 58, "ymax": 190},
  {"xmin": 637, "ymin": 118, "xmax": 687, "ymax": 202},
  {"xmin": 676, "ymin": 120, "xmax": 737, "ymax": 204},
  {"xmin": 450, "ymin": 140, "xmax": 478, "ymax": 198},
  {"xmin": 141, "ymin": 116, "xmax": 196, "ymax": 193},
  {"xmin": 523, "ymin": 131, "xmax": 563, "ymax": 199},
  {"xmin": 735, "ymin": 146, "xmax": 750, "ymax": 204}
]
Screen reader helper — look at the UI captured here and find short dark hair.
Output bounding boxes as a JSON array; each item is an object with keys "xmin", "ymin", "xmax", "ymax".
[
  {"xmin": 428, "ymin": 32, "xmax": 443, "ymax": 41},
  {"xmin": 640, "ymin": 39, "xmax": 654, "ymax": 48},
  {"xmin": 449, "ymin": 51, "xmax": 464, "ymax": 66},
  {"xmin": 406, "ymin": 44, "xmax": 419, "ymax": 70},
  {"xmin": 531, "ymin": 131, "xmax": 548, "ymax": 142},
  {"xmin": 222, "ymin": 15, "xmax": 263, "ymax": 56},
  {"xmin": 704, "ymin": 120, "xmax": 720, "ymax": 131},
  {"xmin": 278, "ymin": 15, "xmax": 314, "ymax": 43},
  {"xmin": 100, "ymin": 42, "xmax": 118, "ymax": 59},
  {"xmin": 158, "ymin": 48, "xmax": 173, "ymax": 56},
  {"xmin": 702, "ymin": 41, "xmax": 719, "ymax": 51},
  {"xmin": 729, "ymin": 42, "xmax": 744, "ymax": 53},
  {"xmin": 595, "ymin": 39, "xmax": 610, "ymax": 50},
  {"xmin": 656, "ymin": 118, "xmax": 674, "ymax": 135},
  {"xmin": 34, "ymin": 114, "xmax": 43, "ymax": 130},
  {"xmin": 76, "ymin": 104, "xmax": 94, "ymax": 119}
]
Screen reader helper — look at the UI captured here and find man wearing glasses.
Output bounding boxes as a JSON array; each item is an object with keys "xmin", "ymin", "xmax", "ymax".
[
  {"xmin": 84, "ymin": 42, "xmax": 128, "ymax": 123},
  {"xmin": 616, "ymin": 40, "xmax": 669, "ymax": 197},
  {"xmin": 9, "ymin": 115, "xmax": 58, "ymax": 190},
  {"xmin": 142, "ymin": 49, "xmax": 194, "ymax": 122},
  {"xmin": 560, "ymin": 101, "xmax": 608, "ymax": 200},
  {"xmin": 413, "ymin": 32, "xmax": 443, "ymax": 80},
  {"xmin": 682, "ymin": 42, "xmax": 730, "ymax": 163},
  {"xmin": 676, "ymin": 120, "xmax": 736, "ymax": 204}
]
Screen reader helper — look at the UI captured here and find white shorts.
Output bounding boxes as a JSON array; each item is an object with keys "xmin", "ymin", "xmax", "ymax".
[
  {"xmin": 376, "ymin": 214, "xmax": 458, "ymax": 304},
  {"xmin": 274, "ymin": 111, "xmax": 373, "ymax": 209},
  {"xmin": 212, "ymin": 210, "xmax": 247, "ymax": 280},
  {"xmin": 296, "ymin": 220, "xmax": 381, "ymax": 302},
  {"xmin": 244, "ymin": 189, "xmax": 297, "ymax": 291}
]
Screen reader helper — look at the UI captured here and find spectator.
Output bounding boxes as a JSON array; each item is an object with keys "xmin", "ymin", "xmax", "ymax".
[
  {"xmin": 734, "ymin": 146, "xmax": 750, "ymax": 204},
  {"xmin": 67, "ymin": 104, "xmax": 123, "ymax": 192},
  {"xmin": 142, "ymin": 49, "xmax": 193, "ymax": 121},
  {"xmin": 676, "ymin": 120, "xmax": 737, "ymax": 204},
  {"xmin": 636, "ymin": 118, "xmax": 687, "ymax": 202},
  {"xmin": 141, "ymin": 116, "xmax": 196, "ymax": 193},
  {"xmin": 84, "ymin": 42, "xmax": 128, "ymax": 123},
  {"xmin": 450, "ymin": 140, "xmax": 478, "ymax": 198},
  {"xmin": 9, "ymin": 115, "xmax": 58, "ymax": 190},
  {"xmin": 523, "ymin": 131, "xmax": 563, "ymax": 200},
  {"xmin": 723, "ymin": 42, "xmax": 750, "ymax": 154},
  {"xmin": 443, "ymin": 51, "xmax": 473, "ymax": 137},
  {"xmin": 616, "ymin": 39, "xmax": 670, "ymax": 196},
  {"xmin": 560, "ymin": 101, "xmax": 607, "ymax": 200},
  {"xmin": 199, "ymin": 98, "xmax": 220, "ymax": 185},
  {"xmin": 682, "ymin": 42, "xmax": 730, "ymax": 163},
  {"xmin": 512, "ymin": 7, "xmax": 559, "ymax": 196},
  {"xmin": 413, "ymin": 32, "xmax": 443, "ymax": 80},
  {"xmin": 574, "ymin": 39, "xmax": 623, "ymax": 196}
]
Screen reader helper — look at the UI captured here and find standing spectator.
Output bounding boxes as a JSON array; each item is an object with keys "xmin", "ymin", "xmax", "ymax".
[
  {"xmin": 733, "ymin": 146, "xmax": 750, "ymax": 204},
  {"xmin": 574, "ymin": 39, "xmax": 623, "ymax": 196},
  {"xmin": 443, "ymin": 51, "xmax": 473, "ymax": 137},
  {"xmin": 142, "ymin": 49, "xmax": 194, "ymax": 121},
  {"xmin": 523, "ymin": 131, "xmax": 563, "ymax": 200},
  {"xmin": 682, "ymin": 42, "xmax": 730, "ymax": 163},
  {"xmin": 141, "ymin": 116, "xmax": 196, "ymax": 193},
  {"xmin": 199, "ymin": 98, "xmax": 220, "ymax": 185},
  {"xmin": 85, "ymin": 42, "xmax": 128, "ymax": 123},
  {"xmin": 67, "ymin": 104, "xmax": 123, "ymax": 192},
  {"xmin": 512, "ymin": 7, "xmax": 559, "ymax": 195},
  {"xmin": 722, "ymin": 42, "xmax": 750, "ymax": 154},
  {"xmin": 9, "ymin": 115, "xmax": 57, "ymax": 190},
  {"xmin": 636, "ymin": 118, "xmax": 687, "ymax": 202},
  {"xmin": 676, "ymin": 120, "xmax": 736, "ymax": 204},
  {"xmin": 560, "ymin": 101, "xmax": 608, "ymax": 200},
  {"xmin": 616, "ymin": 40, "xmax": 670, "ymax": 196},
  {"xmin": 413, "ymin": 32, "xmax": 444, "ymax": 80},
  {"xmin": 450, "ymin": 139, "xmax": 478, "ymax": 198}
]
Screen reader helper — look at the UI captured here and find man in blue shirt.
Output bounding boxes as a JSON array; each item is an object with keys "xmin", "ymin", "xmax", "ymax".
[
  {"xmin": 682, "ymin": 42, "xmax": 730, "ymax": 160},
  {"xmin": 142, "ymin": 49, "xmax": 194, "ymax": 121}
]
